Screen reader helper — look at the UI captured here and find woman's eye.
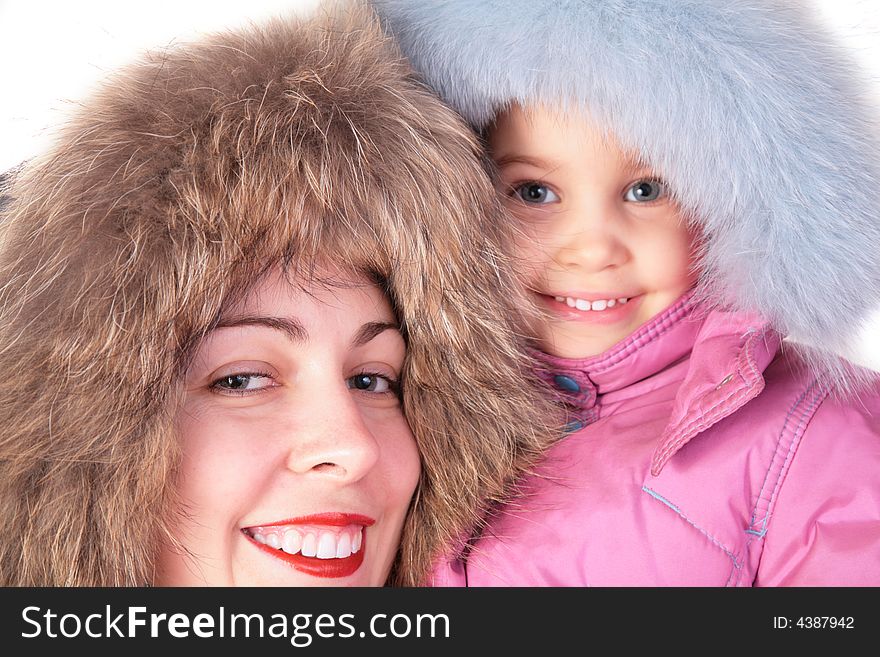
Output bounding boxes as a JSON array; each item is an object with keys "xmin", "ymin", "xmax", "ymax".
[
  {"xmin": 624, "ymin": 179, "xmax": 667, "ymax": 202},
  {"xmin": 211, "ymin": 373, "xmax": 275, "ymax": 394},
  {"xmin": 347, "ymin": 373, "xmax": 399, "ymax": 395},
  {"xmin": 514, "ymin": 182, "xmax": 559, "ymax": 204}
]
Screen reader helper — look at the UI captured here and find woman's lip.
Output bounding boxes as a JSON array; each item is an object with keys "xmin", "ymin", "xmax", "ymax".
[
  {"xmin": 246, "ymin": 512, "xmax": 375, "ymax": 529},
  {"xmin": 242, "ymin": 513, "xmax": 374, "ymax": 578}
]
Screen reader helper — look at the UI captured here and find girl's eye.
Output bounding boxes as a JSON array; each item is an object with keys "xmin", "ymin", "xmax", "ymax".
[
  {"xmin": 514, "ymin": 182, "xmax": 559, "ymax": 204},
  {"xmin": 347, "ymin": 373, "xmax": 399, "ymax": 396},
  {"xmin": 624, "ymin": 179, "xmax": 667, "ymax": 202},
  {"xmin": 211, "ymin": 373, "xmax": 275, "ymax": 394}
]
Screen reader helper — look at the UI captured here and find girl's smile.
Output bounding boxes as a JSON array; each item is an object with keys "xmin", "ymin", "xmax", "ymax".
[{"xmin": 535, "ymin": 292, "xmax": 643, "ymax": 327}]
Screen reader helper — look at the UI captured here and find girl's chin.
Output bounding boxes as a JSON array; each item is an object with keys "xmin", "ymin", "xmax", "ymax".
[{"xmin": 539, "ymin": 326, "xmax": 636, "ymax": 360}]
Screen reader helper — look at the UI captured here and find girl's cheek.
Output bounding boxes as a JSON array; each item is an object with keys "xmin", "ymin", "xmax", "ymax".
[{"xmin": 512, "ymin": 237, "xmax": 551, "ymax": 282}]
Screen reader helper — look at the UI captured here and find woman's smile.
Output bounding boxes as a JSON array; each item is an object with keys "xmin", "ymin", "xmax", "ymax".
[{"xmin": 243, "ymin": 513, "xmax": 374, "ymax": 578}]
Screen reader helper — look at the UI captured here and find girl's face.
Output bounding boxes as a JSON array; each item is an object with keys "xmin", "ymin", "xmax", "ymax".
[
  {"xmin": 489, "ymin": 104, "xmax": 698, "ymax": 359},
  {"xmin": 156, "ymin": 269, "xmax": 419, "ymax": 586}
]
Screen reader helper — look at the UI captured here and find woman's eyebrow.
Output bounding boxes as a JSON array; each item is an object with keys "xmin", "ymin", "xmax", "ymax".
[
  {"xmin": 352, "ymin": 321, "xmax": 400, "ymax": 347},
  {"xmin": 214, "ymin": 316, "xmax": 308, "ymax": 342}
]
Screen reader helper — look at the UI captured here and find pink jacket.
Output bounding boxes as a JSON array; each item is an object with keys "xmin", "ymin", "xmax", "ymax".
[{"xmin": 433, "ymin": 294, "xmax": 880, "ymax": 586}]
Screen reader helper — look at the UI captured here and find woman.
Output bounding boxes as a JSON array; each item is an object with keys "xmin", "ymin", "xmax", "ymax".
[{"xmin": 0, "ymin": 1, "xmax": 557, "ymax": 586}]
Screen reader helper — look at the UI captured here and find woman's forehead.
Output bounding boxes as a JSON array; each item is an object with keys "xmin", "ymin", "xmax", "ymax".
[{"xmin": 224, "ymin": 266, "xmax": 395, "ymax": 326}]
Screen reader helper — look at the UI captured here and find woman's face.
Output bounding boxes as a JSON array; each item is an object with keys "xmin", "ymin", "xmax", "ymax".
[{"xmin": 156, "ymin": 269, "xmax": 420, "ymax": 586}]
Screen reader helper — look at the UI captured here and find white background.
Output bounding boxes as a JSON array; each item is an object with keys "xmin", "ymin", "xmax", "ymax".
[{"xmin": 1, "ymin": 0, "xmax": 878, "ymax": 370}]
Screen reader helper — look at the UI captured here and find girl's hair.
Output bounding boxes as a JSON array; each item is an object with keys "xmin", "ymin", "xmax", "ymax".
[
  {"xmin": 0, "ymin": 1, "xmax": 558, "ymax": 586},
  {"xmin": 374, "ymin": 0, "xmax": 880, "ymax": 387}
]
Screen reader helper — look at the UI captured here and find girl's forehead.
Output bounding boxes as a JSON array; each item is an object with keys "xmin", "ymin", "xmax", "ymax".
[{"xmin": 489, "ymin": 103, "xmax": 652, "ymax": 173}]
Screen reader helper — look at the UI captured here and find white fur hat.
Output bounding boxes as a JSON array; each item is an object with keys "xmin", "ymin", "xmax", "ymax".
[{"xmin": 374, "ymin": 0, "xmax": 880, "ymax": 382}]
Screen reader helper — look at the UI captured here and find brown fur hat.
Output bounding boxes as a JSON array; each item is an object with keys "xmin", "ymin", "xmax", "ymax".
[{"xmin": 0, "ymin": 1, "xmax": 558, "ymax": 586}]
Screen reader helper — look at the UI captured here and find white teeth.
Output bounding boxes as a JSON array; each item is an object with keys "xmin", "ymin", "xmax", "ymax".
[
  {"xmin": 558, "ymin": 296, "xmax": 630, "ymax": 311},
  {"xmin": 282, "ymin": 529, "xmax": 302, "ymax": 555},
  {"xmin": 316, "ymin": 532, "xmax": 337, "ymax": 559},
  {"xmin": 301, "ymin": 533, "xmax": 318, "ymax": 557},
  {"xmin": 336, "ymin": 532, "xmax": 353, "ymax": 558},
  {"xmin": 250, "ymin": 525, "xmax": 364, "ymax": 559}
]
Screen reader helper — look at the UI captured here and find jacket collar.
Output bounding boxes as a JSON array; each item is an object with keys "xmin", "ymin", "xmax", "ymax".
[
  {"xmin": 532, "ymin": 292, "xmax": 703, "ymax": 425},
  {"xmin": 651, "ymin": 311, "xmax": 779, "ymax": 474},
  {"xmin": 532, "ymin": 291, "xmax": 780, "ymax": 473}
]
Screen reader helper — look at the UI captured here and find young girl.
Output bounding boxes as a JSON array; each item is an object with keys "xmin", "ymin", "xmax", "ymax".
[
  {"xmin": 0, "ymin": 1, "xmax": 557, "ymax": 586},
  {"xmin": 374, "ymin": 0, "xmax": 880, "ymax": 585}
]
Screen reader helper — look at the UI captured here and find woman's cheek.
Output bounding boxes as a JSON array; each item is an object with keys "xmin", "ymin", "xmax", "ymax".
[{"xmin": 385, "ymin": 416, "xmax": 421, "ymax": 493}]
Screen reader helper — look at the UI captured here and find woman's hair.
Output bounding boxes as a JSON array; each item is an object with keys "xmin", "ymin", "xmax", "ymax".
[{"xmin": 0, "ymin": 1, "xmax": 558, "ymax": 586}]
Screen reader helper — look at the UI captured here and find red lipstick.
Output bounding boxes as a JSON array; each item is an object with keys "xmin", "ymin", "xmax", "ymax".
[{"xmin": 243, "ymin": 513, "xmax": 374, "ymax": 579}]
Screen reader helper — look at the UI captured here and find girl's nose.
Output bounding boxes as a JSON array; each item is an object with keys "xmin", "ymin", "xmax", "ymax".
[
  {"xmin": 554, "ymin": 210, "xmax": 628, "ymax": 273},
  {"xmin": 284, "ymin": 389, "xmax": 380, "ymax": 484}
]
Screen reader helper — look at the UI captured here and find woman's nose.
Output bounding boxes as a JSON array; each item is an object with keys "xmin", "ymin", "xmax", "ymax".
[{"xmin": 284, "ymin": 388, "xmax": 380, "ymax": 484}]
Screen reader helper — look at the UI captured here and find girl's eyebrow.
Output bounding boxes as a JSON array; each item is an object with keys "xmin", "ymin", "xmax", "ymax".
[
  {"xmin": 493, "ymin": 153, "xmax": 557, "ymax": 170},
  {"xmin": 621, "ymin": 152, "xmax": 658, "ymax": 177}
]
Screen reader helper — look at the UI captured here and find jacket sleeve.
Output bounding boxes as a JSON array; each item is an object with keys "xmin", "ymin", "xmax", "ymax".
[
  {"xmin": 427, "ymin": 555, "xmax": 469, "ymax": 587},
  {"xmin": 754, "ymin": 386, "xmax": 880, "ymax": 586}
]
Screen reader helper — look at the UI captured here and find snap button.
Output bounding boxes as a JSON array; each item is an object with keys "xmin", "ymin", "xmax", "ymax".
[
  {"xmin": 553, "ymin": 374, "xmax": 581, "ymax": 393},
  {"xmin": 715, "ymin": 374, "xmax": 734, "ymax": 390},
  {"xmin": 564, "ymin": 419, "xmax": 585, "ymax": 434}
]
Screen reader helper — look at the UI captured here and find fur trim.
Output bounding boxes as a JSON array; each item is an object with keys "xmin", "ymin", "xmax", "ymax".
[
  {"xmin": 0, "ymin": 1, "xmax": 559, "ymax": 586},
  {"xmin": 373, "ymin": 0, "xmax": 880, "ymax": 387}
]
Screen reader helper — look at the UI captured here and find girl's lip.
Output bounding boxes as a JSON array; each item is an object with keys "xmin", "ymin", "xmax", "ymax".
[
  {"xmin": 536, "ymin": 292, "xmax": 643, "ymax": 324},
  {"xmin": 242, "ymin": 513, "xmax": 374, "ymax": 579},
  {"xmin": 543, "ymin": 291, "xmax": 637, "ymax": 301}
]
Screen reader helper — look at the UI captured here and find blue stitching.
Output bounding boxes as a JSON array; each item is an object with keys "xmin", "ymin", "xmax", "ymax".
[
  {"xmin": 747, "ymin": 382, "xmax": 815, "ymax": 530},
  {"xmin": 741, "ymin": 383, "xmax": 828, "ymax": 585},
  {"xmin": 642, "ymin": 486, "xmax": 742, "ymax": 569},
  {"xmin": 723, "ymin": 559, "xmax": 738, "ymax": 587},
  {"xmin": 752, "ymin": 385, "xmax": 829, "ymax": 535}
]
